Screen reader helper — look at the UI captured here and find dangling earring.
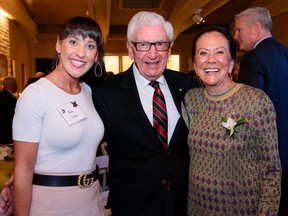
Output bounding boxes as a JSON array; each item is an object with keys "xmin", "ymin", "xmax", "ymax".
[
  {"xmin": 199, "ymin": 79, "xmax": 205, "ymax": 86},
  {"xmin": 93, "ymin": 61, "xmax": 103, "ymax": 77},
  {"xmin": 229, "ymin": 72, "xmax": 233, "ymax": 81},
  {"xmin": 52, "ymin": 52, "xmax": 60, "ymax": 70}
]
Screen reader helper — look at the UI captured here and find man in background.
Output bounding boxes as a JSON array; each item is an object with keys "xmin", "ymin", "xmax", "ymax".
[
  {"xmin": 0, "ymin": 77, "xmax": 17, "ymax": 144},
  {"xmin": 24, "ymin": 71, "xmax": 45, "ymax": 88},
  {"xmin": 234, "ymin": 7, "xmax": 288, "ymax": 215}
]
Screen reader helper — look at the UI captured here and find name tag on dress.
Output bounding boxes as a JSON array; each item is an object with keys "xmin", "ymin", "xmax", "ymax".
[{"xmin": 57, "ymin": 101, "xmax": 87, "ymax": 125}]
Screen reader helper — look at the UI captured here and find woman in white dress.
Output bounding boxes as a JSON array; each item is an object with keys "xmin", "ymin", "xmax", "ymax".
[{"xmin": 12, "ymin": 16, "xmax": 106, "ymax": 216}]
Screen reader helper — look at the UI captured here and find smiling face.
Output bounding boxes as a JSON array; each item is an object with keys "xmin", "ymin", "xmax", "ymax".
[
  {"xmin": 126, "ymin": 24, "xmax": 172, "ymax": 81},
  {"xmin": 56, "ymin": 34, "xmax": 98, "ymax": 79},
  {"xmin": 194, "ymin": 31, "xmax": 234, "ymax": 94}
]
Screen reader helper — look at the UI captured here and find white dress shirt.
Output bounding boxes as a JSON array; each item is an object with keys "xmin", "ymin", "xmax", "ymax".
[{"xmin": 133, "ymin": 64, "xmax": 180, "ymax": 145}]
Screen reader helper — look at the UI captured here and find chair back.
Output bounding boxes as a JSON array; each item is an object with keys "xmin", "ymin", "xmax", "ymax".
[{"xmin": 96, "ymin": 155, "xmax": 109, "ymax": 191}]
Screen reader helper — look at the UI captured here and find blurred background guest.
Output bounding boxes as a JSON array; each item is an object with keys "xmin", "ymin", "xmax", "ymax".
[
  {"xmin": 24, "ymin": 71, "xmax": 46, "ymax": 88},
  {"xmin": 0, "ymin": 77, "xmax": 17, "ymax": 144}
]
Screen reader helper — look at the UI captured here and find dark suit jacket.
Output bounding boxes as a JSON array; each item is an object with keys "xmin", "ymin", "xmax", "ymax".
[
  {"xmin": 92, "ymin": 66, "xmax": 196, "ymax": 216},
  {"xmin": 24, "ymin": 77, "xmax": 41, "ymax": 88},
  {"xmin": 238, "ymin": 37, "xmax": 288, "ymax": 170},
  {"xmin": 0, "ymin": 89, "xmax": 17, "ymax": 144}
]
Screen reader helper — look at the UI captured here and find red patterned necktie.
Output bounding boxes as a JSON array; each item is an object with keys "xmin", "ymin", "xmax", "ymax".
[{"xmin": 150, "ymin": 81, "xmax": 168, "ymax": 150}]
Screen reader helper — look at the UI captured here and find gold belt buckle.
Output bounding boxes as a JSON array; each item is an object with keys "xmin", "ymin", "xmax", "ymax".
[{"xmin": 77, "ymin": 171, "xmax": 94, "ymax": 189}]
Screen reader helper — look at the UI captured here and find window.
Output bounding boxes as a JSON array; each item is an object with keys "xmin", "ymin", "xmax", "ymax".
[
  {"xmin": 122, "ymin": 56, "xmax": 133, "ymax": 71},
  {"xmin": 103, "ymin": 56, "xmax": 119, "ymax": 74},
  {"xmin": 167, "ymin": 55, "xmax": 179, "ymax": 71}
]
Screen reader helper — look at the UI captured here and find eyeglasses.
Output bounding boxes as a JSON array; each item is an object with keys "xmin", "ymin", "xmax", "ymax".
[{"xmin": 131, "ymin": 41, "xmax": 171, "ymax": 52}]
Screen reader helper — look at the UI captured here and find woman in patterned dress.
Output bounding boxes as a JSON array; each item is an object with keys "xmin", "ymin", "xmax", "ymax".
[{"xmin": 183, "ymin": 26, "xmax": 281, "ymax": 215}]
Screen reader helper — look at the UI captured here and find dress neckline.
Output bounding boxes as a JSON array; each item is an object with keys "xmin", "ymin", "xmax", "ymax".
[{"xmin": 204, "ymin": 83, "xmax": 243, "ymax": 101}]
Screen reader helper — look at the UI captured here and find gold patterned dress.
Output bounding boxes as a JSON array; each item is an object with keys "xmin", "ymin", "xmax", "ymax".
[{"xmin": 183, "ymin": 84, "xmax": 281, "ymax": 216}]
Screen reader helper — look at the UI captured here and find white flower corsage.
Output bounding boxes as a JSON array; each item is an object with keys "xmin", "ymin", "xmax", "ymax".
[{"xmin": 221, "ymin": 117, "xmax": 248, "ymax": 137}]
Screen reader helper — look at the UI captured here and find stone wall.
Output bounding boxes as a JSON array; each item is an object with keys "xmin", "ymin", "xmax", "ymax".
[{"xmin": 0, "ymin": 15, "xmax": 10, "ymax": 78}]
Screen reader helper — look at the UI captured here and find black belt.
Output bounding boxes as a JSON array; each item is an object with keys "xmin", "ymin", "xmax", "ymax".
[{"xmin": 33, "ymin": 167, "xmax": 99, "ymax": 188}]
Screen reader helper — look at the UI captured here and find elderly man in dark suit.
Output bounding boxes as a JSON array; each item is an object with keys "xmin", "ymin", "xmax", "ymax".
[
  {"xmin": 93, "ymin": 11, "xmax": 196, "ymax": 216},
  {"xmin": 0, "ymin": 77, "xmax": 17, "ymax": 144},
  {"xmin": 234, "ymin": 7, "xmax": 288, "ymax": 215}
]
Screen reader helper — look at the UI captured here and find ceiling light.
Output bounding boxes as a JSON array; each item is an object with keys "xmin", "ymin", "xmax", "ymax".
[{"xmin": 192, "ymin": 9, "xmax": 205, "ymax": 25}]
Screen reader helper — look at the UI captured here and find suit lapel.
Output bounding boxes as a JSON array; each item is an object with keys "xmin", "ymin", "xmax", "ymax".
[
  {"xmin": 119, "ymin": 68, "xmax": 161, "ymax": 146},
  {"xmin": 164, "ymin": 71, "xmax": 187, "ymax": 149},
  {"xmin": 118, "ymin": 68, "xmax": 187, "ymax": 150},
  {"xmin": 164, "ymin": 71, "xmax": 183, "ymax": 114}
]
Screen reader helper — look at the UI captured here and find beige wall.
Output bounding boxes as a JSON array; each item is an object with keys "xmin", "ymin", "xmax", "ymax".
[
  {"xmin": 104, "ymin": 37, "xmax": 128, "ymax": 54},
  {"xmin": 0, "ymin": 15, "xmax": 10, "ymax": 78},
  {"xmin": 0, "ymin": 15, "xmax": 35, "ymax": 92},
  {"xmin": 0, "ymin": 15, "xmax": 34, "ymax": 92},
  {"xmin": 9, "ymin": 19, "xmax": 34, "ymax": 91},
  {"xmin": 172, "ymin": 32, "xmax": 197, "ymax": 72},
  {"xmin": 36, "ymin": 33, "xmax": 58, "ymax": 58}
]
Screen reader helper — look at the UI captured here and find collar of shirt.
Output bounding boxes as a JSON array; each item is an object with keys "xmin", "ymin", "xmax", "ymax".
[
  {"xmin": 254, "ymin": 36, "xmax": 273, "ymax": 49},
  {"xmin": 132, "ymin": 63, "xmax": 167, "ymax": 90},
  {"xmin": 132, "ymin": 63, "xmax": 180, "ymax": 145}
]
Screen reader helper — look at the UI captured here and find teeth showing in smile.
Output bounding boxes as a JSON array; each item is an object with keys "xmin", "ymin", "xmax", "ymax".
[
  {"xmin": 147, "ymin": 62, "xmax": 158, "ymax": 65},
  {"xmin": 146, "ymin": 62, "xmax": 159, "ymax": 68},
  {"xmin": 204, "ymin": 68, "xmax": 219, "ymax": 73},
  {"xmin": 71, "ymin": 60, "xmax": 85, "ymax": 67}
]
